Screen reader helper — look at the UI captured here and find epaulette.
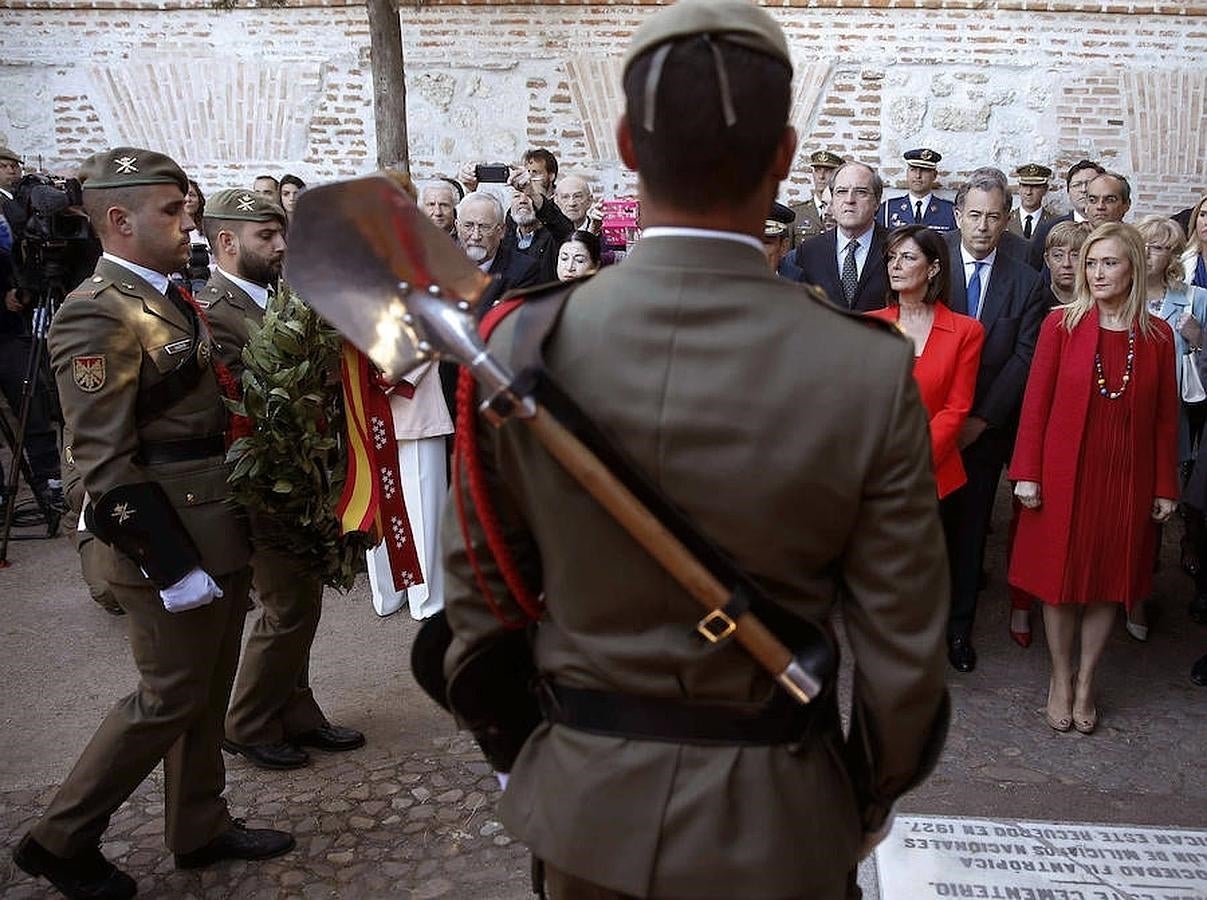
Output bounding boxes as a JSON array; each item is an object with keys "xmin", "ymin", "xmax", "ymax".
[
  {"xmin": 65, "ymin": 274, "xmax": 114, "ymax": 302},
  {"xmin": 193, "ymin": 284, "xmax": 232, "ymax": 310},
  {"xmin": 796, "ymin": 284, "xmax": 906, "ymax": 341}
]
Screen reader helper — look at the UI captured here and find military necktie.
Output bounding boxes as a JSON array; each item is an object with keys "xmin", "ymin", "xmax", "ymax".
[
  {"xmin": 1023, "ymin": 214, "xmax": 1034, "ymax": 239},
  {"xmin": 914, "ymin": 200, "xmax": 923, "ymax": 223},
  {"xmin": 841, "ymin": 239, "xmax": 860, "ymax": 307},
  {"xmin": 967, "ymin": 261, "xmax": 986, "ymax": 319}
]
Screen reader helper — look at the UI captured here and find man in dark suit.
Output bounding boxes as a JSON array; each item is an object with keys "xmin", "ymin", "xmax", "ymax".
[
  {"xmin": 456, "ymin": 191, "xmax": 541, "ymax": 297},
  {"xmin": 787, "ymin": 161, "xmax": 889, "ymax": 311},
  {"xmin": 501, "ymin": 184, "xmax": 574, "ymax": 285},
  {"xmin": 942, "ymin": 167, "xmax": 1046, "ymax": 673},
  {"xmin": 1026, "ymin": 160, "xmax": 1103, "ymax": 270}
]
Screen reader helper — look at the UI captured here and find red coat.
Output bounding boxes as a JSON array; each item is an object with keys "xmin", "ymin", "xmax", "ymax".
[
  {"xmin": 867, "ymin": 303, "xmax": 985, "ymax": 498},
  {"xmin": 1007, "ymin": 308, "xmax": 1179, "ymax": 604}
]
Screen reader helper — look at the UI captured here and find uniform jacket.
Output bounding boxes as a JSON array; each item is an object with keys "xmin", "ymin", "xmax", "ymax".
[
  {"xmin": 195, "ymin": 267, "xmax": 264, "ymax": 379},
  {"xmin": 878, "ymin": 194, "xmax": 957, "ymax": 232},
  {"xmin": 866, "ymin": 303, "xmax": 985, "ymax": 498},
  {"xmin": 943, "ymin": 232, "xmax": 1047, "ymax": 435},
  {"xmin": 48, "ymin": 257, "xmax": 250, "ymax": 586},
  {"xmin": 1008, "ymin": 309, "xmax": 1178, "ymax": 603},
  {"xmin": 442, "ymin": 234, "xmax": 949, "ymax": 898},
  {"xmin": 1007, "ymin": 205, "xmax": 1055, "ymax": 241},
  {"xmin": 789, "ymin": 196, "xmax": 826, "ymax": 245},
  {"xmin": 789, "ymin": 223, "xmax": 889, "ymax": 312}
]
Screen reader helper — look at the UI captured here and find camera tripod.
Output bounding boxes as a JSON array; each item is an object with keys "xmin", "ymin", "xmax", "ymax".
[{"xmin": 0, "ymin": 282, "xmax": 65, "ymax": 568}]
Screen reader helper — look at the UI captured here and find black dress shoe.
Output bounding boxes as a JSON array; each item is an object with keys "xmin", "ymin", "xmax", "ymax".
[
  {"xmin": 175, "ymin": 820, "xmax": 295, "ymax": 870},
  {"xmin": 221, "ymin": 738, "xmax": 309, "ymax": 770},
  {"xmin": 293, "ymin": 723, "xmax": 366, "ymax": 752},
  {"xmin": 1192, "ymin": 654, "xmax": 1207, "ymax": 686},
  {"xmin": 947, "ymin": 635, "xmax": 977, "ymax": 673},
  {"xmin": 12, "ymin": 833, "xmax": 137, "ymax": 900}
]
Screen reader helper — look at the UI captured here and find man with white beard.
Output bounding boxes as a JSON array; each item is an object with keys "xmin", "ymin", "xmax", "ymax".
[
  {"xmin": 455, "ymin": 192, "xmax": 541, "ymax": 294},
  {"xmin": 502, "ymin": 189, "xmax": 573, "ymax": 284}
]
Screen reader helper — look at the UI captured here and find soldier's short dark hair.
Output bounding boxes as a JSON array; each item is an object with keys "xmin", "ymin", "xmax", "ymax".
[
  {"xmin": 82, "ymin": 186, "xmax": 154, "ymax": 237},
  {"xmin": 522, "ymin": 149, "xmax": 559, "ymax": 182},
  {"xmin": 624, "ymin": 38, "xmax": 791, "ymax": 213}
]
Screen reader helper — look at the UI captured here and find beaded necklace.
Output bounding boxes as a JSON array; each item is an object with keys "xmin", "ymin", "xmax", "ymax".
[{"xmin": 1094, "ymin": 327, "xmax": 1135, "ymax": 400}]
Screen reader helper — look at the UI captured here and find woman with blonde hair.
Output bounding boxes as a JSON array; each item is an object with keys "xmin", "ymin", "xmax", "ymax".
[
  {"xmin": 1009, "ymin": 222, "xmax": 1179, "ymax": 734},
  {"xmin": 1182, "ymin": 193, "xmax": 1207, "ymax": 290}
]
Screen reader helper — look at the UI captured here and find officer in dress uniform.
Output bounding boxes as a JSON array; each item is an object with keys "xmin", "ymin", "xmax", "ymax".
[
  {"xmin": 12, "ymin": 148, "xmax": 293, "ymax": 900},
  {"xmin": 196, "ymin": 188, "xmax": 366, "ymax": 770},
  {"xmin": 1007, "ymin": 163, "xmax": 1054, "ymax": 241},
  {"xmin": 879, "ymin": 147, "xmax": 957, "ymax": 232},
  {"xmin": 788, "ymin": 148, "xmax": 843, "ymax": 245},
  {"xmin": 441, "ymin": 2, "xmax": 950, "ymax": 897}
]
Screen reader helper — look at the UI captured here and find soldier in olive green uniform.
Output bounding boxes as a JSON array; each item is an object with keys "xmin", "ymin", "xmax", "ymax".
[
  {"xmin": 13, "ymin": 148, "xmax": 292, "ymax": 900},
  {"xmin": 788, "ymin": 148, "xmax": 843, "ymax": 246},
  {"xmin": 442, "ymin": 3, "xmax": 949, "ymax": 898},
  {"xmin": 197, "ymin": 189, "xmax": 365, "ymax": 771}
]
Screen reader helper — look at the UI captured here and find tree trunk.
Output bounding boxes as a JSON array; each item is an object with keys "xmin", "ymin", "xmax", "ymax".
[{"xmin": 365, "ymin": 0, "xmax": 409, "ymax": 174}]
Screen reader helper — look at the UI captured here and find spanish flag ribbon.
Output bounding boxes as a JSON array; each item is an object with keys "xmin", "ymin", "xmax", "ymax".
[{"xmin": 335, "ymin": 341, "xmax": 424, "ymax": 591}]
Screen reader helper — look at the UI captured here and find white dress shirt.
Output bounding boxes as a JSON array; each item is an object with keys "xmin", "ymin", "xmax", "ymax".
[
  {"xmin": 217, "ymin": 266, "xmax": 270, "ymax": 310},
  {"xmin": 102, "ymin": 252, "xmax": 170, "ymax": 296},
  {"xmin": 907, "ymin": 192, "xmax": 932, "ymax": 220}
]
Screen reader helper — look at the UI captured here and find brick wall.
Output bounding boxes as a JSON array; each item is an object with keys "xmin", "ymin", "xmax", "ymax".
[{"xmin": 1, "ymin": 0, "xmax": 1204, "ymax": 215}]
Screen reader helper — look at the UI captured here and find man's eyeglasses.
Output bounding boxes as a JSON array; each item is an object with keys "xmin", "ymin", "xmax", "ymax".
[{"xmin": 459, "ymin": 221, "xmax": 499, "ymax": 235}]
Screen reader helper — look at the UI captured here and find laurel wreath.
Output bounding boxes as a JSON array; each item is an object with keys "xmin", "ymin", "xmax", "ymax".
[{"xmin": 225, "ymin": 282, "xmax": 370, "ymax": 590}]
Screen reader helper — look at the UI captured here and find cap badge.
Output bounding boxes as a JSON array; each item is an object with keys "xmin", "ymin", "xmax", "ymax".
[
  {"xmin": 114, "ymin": 156, "xmax": 139, "ymax": 174},
  {"xmin": 236, "ymin": 194, "xmax": 256, "ymax": 212}
]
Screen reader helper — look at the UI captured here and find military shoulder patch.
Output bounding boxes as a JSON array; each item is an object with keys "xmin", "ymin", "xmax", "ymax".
[{"xmin": 72, "ymin": 355, "xmax": 107, "ymax": 392}]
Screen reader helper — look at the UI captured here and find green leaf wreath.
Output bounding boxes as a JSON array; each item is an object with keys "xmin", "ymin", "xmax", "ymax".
[{"xmin": 225, "ymin": 282, "xmax": 371, "ymax": 590}]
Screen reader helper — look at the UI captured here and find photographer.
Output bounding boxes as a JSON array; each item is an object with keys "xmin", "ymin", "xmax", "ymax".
[{"xmin": 0, "ymin": 148, "xmax": 67, "ymax": 515}]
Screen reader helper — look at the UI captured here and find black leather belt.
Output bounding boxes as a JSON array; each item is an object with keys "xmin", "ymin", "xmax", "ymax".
[
  {"xmin": 138, "ymin": 434, "xmax": 226, "ymax": 465},
  {"xmin": 538, "ymin": 682, "xmax": 829, "ymax": 746}
]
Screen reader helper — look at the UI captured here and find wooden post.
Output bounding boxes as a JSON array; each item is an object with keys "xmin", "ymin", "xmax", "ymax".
[{"xmin": 365, "ymin": 0, "xmax": 410, "ymax": 174}]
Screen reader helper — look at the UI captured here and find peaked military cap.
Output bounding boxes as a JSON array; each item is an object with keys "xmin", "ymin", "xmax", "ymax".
[
  {"xmin": 764, "ymin": 201, "xmax": 794, "ymax": 239},
  {"xmin": 204, "ymin": 188, "xmax": 288, "ymax": 227},
  {"xmin": 1014, "ymin": 163, "xmax": 1052, "ymax": 185},
  {"xmin": 78, "ymin": 146, "xmax": 188, "ymax": 193},
  {"xmin": 0, "ymin": 146, "xmax": 21, "ymax": 165},
  {"xmin": 903, "ymin": 148, "xmax": 942, "ymax": 170},
  {"xmin": 809, "ymin": 150, "xmax": 843, "ymax": 169},
  {"xmin": 623, "ymin": 0, "xmax": 791, "ymax": 73}
]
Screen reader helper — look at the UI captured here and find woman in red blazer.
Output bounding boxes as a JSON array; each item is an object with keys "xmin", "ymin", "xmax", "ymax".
[
  {"xmin": 867, "ymin": 225, "xmax": 985, "ymax": 499},
  {"xmin": 1009, "ymin": 223, "xmax": 1179, "ymax": 735}
]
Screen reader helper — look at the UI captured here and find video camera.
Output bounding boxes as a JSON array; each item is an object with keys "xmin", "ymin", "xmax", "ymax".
[{"xmin": 3, "ymin": 173, "xmax": 99, "ymax": 300}]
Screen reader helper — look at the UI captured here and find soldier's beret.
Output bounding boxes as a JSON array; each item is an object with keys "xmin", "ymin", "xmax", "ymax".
[
  {"xmin": 78, "ymin": 147, "xmax": 188, "ymax": 193},
  {"xmin": 622, "ymin": 0, "xmax": 791, "ymax": 74},
  {"xmin": 903, "ymin": 148, "xmax": 942, "ymax": 170},
  {"xmin": 203, "ymin": 188, "xmax": 288, "ymax": 227},
  {"xmin": 1014, "ymin": 163, "xmax": 1053, "ymax": 185},
  {"xmin": 0, "ymin": 146, "xmax": 21, "ymax": 165},
  {"xmin": 809, "ymin": 150, "xmax": 844, "ymax": 169},
  {"xmin": 764, "ymin": 201, "xmax": 793, "ymax": 239}
]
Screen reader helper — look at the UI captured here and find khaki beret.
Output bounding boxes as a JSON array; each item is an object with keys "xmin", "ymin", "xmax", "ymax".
[
  {"xmin": 622, "ymin": 0, "xmax": 790, "ymax": 74},
  {"xmin": 203, "ymin": 188, "xmax": 288, "ymax": 227},
  {"xmin": 0, "ymin": 146, "xmax": 22, "ymax": 165},
  {"xmin": 809, "ymin": 150, "xmax": 844, "ymax": 169},
  {"xmin": 78, "ymin": 146, "xmax": 188, "ymax": 193},
  {"xmin": 1015, "ymin": 163, "xmax": 1053, "ymax": 185}
]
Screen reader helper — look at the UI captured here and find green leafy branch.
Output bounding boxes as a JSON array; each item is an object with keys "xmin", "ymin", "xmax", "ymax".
[{"xmin": 226, "ymin": 282, "xmax": 371, "ymax": 590}]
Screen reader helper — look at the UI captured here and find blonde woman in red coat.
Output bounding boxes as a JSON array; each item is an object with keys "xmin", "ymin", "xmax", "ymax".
[
  {"xmin": 866, "ymin": 225, "xmax": 984, "ymax": 499},
  {"xmin": 1009, "ymin": 223, "xmax": 1179, "ymax": 734}
]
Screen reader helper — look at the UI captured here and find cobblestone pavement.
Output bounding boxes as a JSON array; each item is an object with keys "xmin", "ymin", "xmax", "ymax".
[{"xmin": 1, "ymin": 480, "xmax": 1205, "ymax": 898}]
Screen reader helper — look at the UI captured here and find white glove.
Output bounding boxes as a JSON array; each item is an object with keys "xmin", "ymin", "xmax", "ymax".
[{"xmin": 159, "ymin": 567, "xmax": 223, "ymax": 613}]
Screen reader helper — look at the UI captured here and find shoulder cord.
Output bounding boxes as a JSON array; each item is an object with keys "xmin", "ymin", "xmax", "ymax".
[
  {"xmin": 173, "ymin": 283, "xmax": 253, "ymax": 443},
  {"xmin": 452, "ymin": 299, "xmax": 544, "ymax": 627}
]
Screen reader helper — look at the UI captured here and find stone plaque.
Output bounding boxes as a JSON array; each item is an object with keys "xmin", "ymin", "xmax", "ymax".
[{"xmin": 876, "ymin": 815, "xmax": 1207, "ymax": 900}]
